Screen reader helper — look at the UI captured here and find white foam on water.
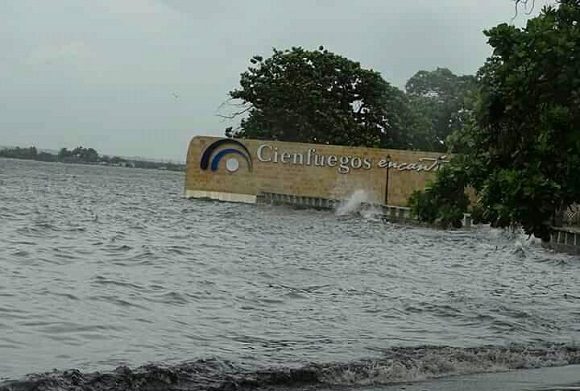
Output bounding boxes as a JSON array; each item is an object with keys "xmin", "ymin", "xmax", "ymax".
[
  {"xmin": 319, "ymin": 345, "xmax": 580, "ymax": 387},
  {"xmin": 335, "ymin": 190, "xmax": 383, "ymax": 221},
  {"xmin": 360, "ymin": 204, "xmax": 383, "ymax": 220},
  {"xmin": 335, "ymin": 190, "xmax": 370, "ymax": 216}
]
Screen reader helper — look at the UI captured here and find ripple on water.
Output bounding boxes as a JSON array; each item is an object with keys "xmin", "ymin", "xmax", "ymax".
[{"xmin": 0, "ymin": 159, "xmax": 580, "ymax": 383}]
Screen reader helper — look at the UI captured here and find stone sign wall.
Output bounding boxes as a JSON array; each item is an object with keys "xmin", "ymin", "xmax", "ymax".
[{"xmin": 185, "ymin": 136, "xmax": 449, "ymax": 206}]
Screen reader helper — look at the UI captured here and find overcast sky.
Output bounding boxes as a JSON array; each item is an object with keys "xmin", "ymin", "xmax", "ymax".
[{"xmin": 0, "ymin": 0, "xmax": 551, "ymax": 161}]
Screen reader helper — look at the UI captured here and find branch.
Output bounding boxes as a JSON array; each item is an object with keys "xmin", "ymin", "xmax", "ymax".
[
  {"xmin": 216, "ymin": 105, "xmax": 253, "ymax": 120},
  {"xmin": 216, "ymin": 96, "xmax": 254, "ymax": 121},
  {"xmin": 216, "ymin": 97, "xmax": 235, "ymax": 112}
]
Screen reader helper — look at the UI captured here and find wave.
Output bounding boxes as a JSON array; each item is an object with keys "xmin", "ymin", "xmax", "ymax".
[
  {"xmin": 334, "ymin": 190, "xmax": 384, "ymax": 221},
  {"xmin": 2, "ymin": 345, "xmax": 580, "ymax": 391}
]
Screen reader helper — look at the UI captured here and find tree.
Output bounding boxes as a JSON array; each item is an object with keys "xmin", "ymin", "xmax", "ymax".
[
  {"xmin": 410, "ymin": 0, "xmax": 580, "ymax": 240},
  {"xmin": 37, "ymin": 152, "xmax": 57, "ymax": 162},
  {"xmin": 405, "ymin": 68, "xmax": 477, "ymax": 151},
  {"xmin": 0, "ymin": 146, "xmax": 37, "ymax": 160},
  {"xmin": 58, "ymin": 148, "xmax": 70, "ymax": 161},
  {"xmin": 225, "ymin": 46, "xmax": 414, "ymax": 149},
  {"xmin": 476, "ymin": 0, "xmax": 580, "ymax": 239},
  {"xmin": 81, "ymin": 147, "xmax": 99, "ymax": 162},
  {"xmin": 408, "ymin": 160, "xmax": 470, "ymax": 228},
  {"xmin": 57, "ymin": 146, "xmax": 100, "ymax": 163}
]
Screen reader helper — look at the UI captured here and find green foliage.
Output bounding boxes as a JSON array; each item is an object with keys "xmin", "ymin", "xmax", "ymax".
[
  {"xmin": 226, "ymin": 46, "xmax": 415, "ymax": 149},
  {"xmin": 411, "ymin": 1, "xmax": 580, "ymax": 240},
  {"xmin": 1, "ymin": 145, "xmax": 184, "ymax": 171},
  {"xmin": 405, "ymin": 68, "xmax": 478, "ymax": 152},
  {"xmin": 409, "ymin": 161, "xmax": 470, "ymax": 228},
  {"xmin": 474, "ymin": 0, "xmax": 580, "ymax": 239},
  {"xmin": 36, "ymin": 152, "xmax": 57, "ymax": 162},
  {"xmin": 226, "ymin": 48, "xmax": 480, "ymax": 152},
  {"xmin": 57, "ymin": 147, "xmax": 99, "ymax": 163},
  {"xmin": 0, "ymin": 146, "xmax": 38, "ymax": 160},
  {"xmin": 408, "ymin": 190, "xmax": 438, "ymax": 224}
]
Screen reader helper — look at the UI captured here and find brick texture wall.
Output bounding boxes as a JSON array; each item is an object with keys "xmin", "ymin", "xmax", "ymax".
[{"xmin": 185, "ymin": 136, "xmax": 448, "ymax": 207}]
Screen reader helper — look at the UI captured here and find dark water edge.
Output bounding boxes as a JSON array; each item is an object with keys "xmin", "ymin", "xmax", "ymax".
[{"xmin": 2, "ymin": 345, "xmax": 580, "ymax": 391}]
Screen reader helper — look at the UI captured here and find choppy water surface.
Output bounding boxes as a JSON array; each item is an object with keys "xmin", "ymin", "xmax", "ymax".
[{"xmin": 1, "ymin": 159, "xmax": 580, "ymax": 390}]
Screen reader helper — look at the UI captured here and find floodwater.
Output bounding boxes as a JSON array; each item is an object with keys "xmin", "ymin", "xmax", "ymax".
[{"xmin": 1, "ymin": 158, "xmax": 580, "ymax": 390}]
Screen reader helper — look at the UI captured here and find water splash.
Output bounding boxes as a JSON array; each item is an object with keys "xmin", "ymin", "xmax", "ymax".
[
  {"xmin": 335, "ymin": 190, "xmax": 370, "ymax": 216},
  {"xmin": 2, "ymin": 345, "xmax": 580, "ymax": 391},
  {"xmin": 360, "ymin": 204, "xmax": 384, "ymax": 221},
  {"xmin": 335, "ymin": 190, "xmax": 383, "ymax": 220}
]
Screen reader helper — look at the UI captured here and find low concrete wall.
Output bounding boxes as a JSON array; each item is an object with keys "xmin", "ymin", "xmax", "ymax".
[
  {"xmin": 544, "ymin": 227, "xmax": 580, "ymax": 255},
  {"xmin": 256, "ymin": 191, "xmax": 473, "ymax": 227},
  {"xmin": 256, "ymin": 192, "xmax": 337, "ymax": 210}
]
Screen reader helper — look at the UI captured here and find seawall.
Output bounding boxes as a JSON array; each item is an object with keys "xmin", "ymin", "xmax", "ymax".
[
  {"xmin": 185, "ymin": 136, "xmax": 449, "ymax": 207},
  {"xmin": 256, "ymin": 191, "xmax": 473, "ymax": 227},
  {"xmin": 544, "ymin": 227, "xmax": 580, "ymax": 255}
]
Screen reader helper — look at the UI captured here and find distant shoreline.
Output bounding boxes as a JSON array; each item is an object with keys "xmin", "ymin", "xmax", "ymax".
[{"xmin": 0, "ymin": 146, "xmax": 185, "ymax": 172}]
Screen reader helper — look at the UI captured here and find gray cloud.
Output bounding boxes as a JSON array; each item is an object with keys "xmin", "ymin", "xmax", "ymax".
[{"xmin": 0, "ymin": 0, "xmax": 552, "ymax": 161}]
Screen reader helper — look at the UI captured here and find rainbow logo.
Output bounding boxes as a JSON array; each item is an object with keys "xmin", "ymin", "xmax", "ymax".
[{"xmin": 200, "ymin": 139, "xmax": 253, "ymax": 173}]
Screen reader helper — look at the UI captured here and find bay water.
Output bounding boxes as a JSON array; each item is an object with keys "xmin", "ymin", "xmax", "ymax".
[{"xmin": 1, "ymin": 159, "xmax": 580, "ymax": 390}]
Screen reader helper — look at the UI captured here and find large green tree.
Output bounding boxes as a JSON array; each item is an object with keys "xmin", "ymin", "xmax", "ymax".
[
  {"xmin": 411, "ymin": 0, "xmax": 580, "ymax": 239},
  {"xmin": 405, "ymin": 68, "xmax": 477, "ymax": 152},
  {"xmin": 225, "ymin": 46, "xmax": 415, "ymax": 149},
  {"xmin": 476, "ymin": 0, "xmax": 580, "ymax": 239}
]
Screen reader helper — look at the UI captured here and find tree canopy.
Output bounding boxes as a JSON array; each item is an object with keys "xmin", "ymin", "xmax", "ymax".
[
  {"xmin": 405, "ymin": 68, "xmax": 477, "ymax": 151},
  {"xmin": 58, "ymin": 147, "xmax": 100, "ymax": 163},
  {"xmin": 0, "ymin": 145, "xmax": 184, "ymax": 171},
  {"xmin": 225, "ymin": 46, "xmax": 416, "ymax": 149},
  {"xmin": 411, "ymin": 0, "xmax": 580, "ymax": 239}
]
